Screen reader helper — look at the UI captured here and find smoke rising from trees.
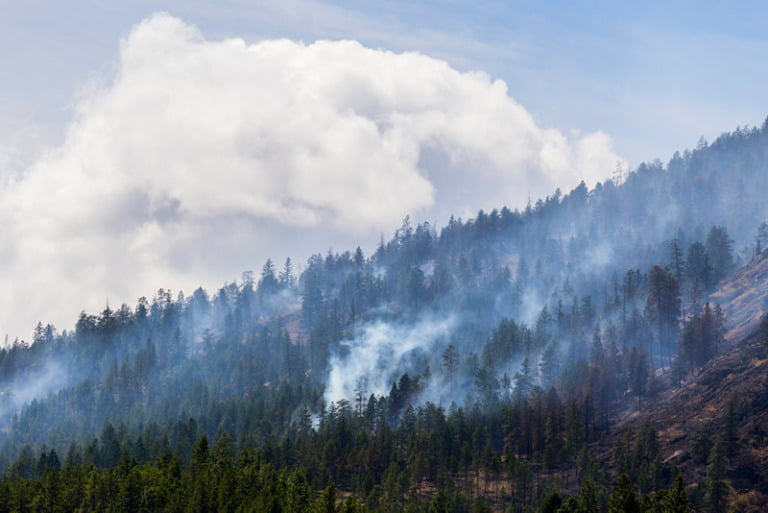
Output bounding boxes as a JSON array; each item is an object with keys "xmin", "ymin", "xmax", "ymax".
[{"xmin": 0, "ymin": 13, "xmax": 623, "ymax": 340}]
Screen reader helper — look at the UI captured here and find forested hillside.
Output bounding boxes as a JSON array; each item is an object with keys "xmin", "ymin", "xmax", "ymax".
[{"xmin": 1, "ymin": 120, "xmax": 768, "ymax": 512}]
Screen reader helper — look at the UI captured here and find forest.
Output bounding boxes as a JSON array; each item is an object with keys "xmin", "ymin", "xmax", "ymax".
[{"xmin": 1, "ymin": 120, "xmax": 768, "ymax": 511}]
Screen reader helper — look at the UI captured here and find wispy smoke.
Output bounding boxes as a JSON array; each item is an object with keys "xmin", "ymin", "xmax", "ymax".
[
  {"xmin": 325, "ymin": 316, "xmax": 456, "ymax": 404},
  {"xmin": 0, "ymin": 358, "xmax": 67, "ymax": 430}
]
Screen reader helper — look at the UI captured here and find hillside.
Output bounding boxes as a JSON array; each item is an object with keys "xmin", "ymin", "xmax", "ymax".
[
  {"xmin": 601, "ymin": 252, "xmax": 768, "ymax": 510},
  {"xmin": 711, "ymin": 251, "xmax": 768, "ymax": 343},
  {"xmin": 651, "ymin": 332, "xmax": 768, "ymax": 503},
  {"xmin": 0, "ymin": 121, "xmax": 767, "ymax": 511}
]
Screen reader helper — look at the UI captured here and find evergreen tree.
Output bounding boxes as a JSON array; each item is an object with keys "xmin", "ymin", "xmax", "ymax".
[
  {"xmin": 705, "ymin": 226, "xmax": 734, "ymax": 285},
  {"xmin": 190, "ymin": 436, "xmax": 210, "ymax": 481},
  {"xmin": 279, "ymin": 257, "xmax": 297, "ymax": 289},
  {"xmin": 645, "ymin": 265, "xmax": 681, "ymax": 365},
  {"xmin": 668, "ymin": 238, "xmax": 685, "ymax": 284},
  {"xmin": 513, "ymin": 357, "xmax": 534, "ymax": 399},
  {"xmin": 540, "ymin": 490, "xmax": 562, "ymax": 513},
  {"xmin": 686, "ymin": 242, "xmax": 712, "ymax": 290},
  {"xmin": 259, "ymin": 258, "xmax": 280, "ymax": 298},
  {"xmin": 315, "ymin": 484, "xmax": 337, "ymax": 513},
  {"xmin": 607, "ymin": 473, "xmax": 640, "ymax": 513},
  {"xmin": 441, "ymin": 345, "xmax": 460, "ymax": 381},
  {"xmin": 662, "ymin": 474, "xmax": 691, "ymax": 513},
  {"xmin": 577, "ymin": 479, "xmax": 600, "ymax": 513},
  {"xmin": 760, "ymin": 311, "xmax": 768, "ymax": 349},
  {"xmin": 756, "ymin": 221, "xmax": 768, "ymax": 256},
  {"xmin": 704, "ymin": 439, "xmax": 728, "ymax": 513}
]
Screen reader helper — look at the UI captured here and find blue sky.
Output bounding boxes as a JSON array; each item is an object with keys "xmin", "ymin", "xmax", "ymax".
[
  {"xmin": 0, "ymin": 1, "xmax": 767, "ymax": 339},
  {"xmin": 2, "ymin": 1, "xmax": 767, "ymax": 167}
]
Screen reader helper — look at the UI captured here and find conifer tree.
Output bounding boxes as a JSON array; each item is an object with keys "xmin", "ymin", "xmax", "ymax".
[
  {"xmin": 663, "ymin": 474, "xmax": 691, "ymax": 513},
  {"xmin": 608, "ymin": 473, "xmax": 640, "ymax": 513},
  {"xmin": 704, "ymin": 439, "xmax": 728, "ymax": 513},
  {"xmin": 577, "ymin": 479, "xmax": 600, "ymax": 513}
]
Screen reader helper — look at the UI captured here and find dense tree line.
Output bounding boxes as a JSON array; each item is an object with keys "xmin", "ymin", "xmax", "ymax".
[{"xmin": 0, "ymin": 417, "xmax": 735, "ymax": 512}]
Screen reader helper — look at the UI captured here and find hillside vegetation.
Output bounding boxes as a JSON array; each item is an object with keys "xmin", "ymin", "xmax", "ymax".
[{"xmin": 1, "ymin": 120, "xmax": 768, "ymax": 512}]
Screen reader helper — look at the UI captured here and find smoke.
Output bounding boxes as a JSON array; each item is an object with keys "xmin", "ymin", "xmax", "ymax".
[
  {"xmin": 0, "ymin": 357, "xmax": 67, "ymax": 430},
  {"xmin": 325, "ymin": 315, "xmax": 455, "ymax": 404},
  {"xmin": 0, "ymin": 12, "xmax": 624, "ymax": 339}
]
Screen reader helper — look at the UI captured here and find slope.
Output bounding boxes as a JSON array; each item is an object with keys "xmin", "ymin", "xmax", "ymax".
[{"xmin": 611, "ymin": 252, "xmax": 768, "ymax": 509}]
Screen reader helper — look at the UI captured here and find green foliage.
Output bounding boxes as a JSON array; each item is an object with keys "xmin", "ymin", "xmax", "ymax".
[
  {"xmin": 577, "ymin": 479, "xmax": 600, "ymax": 513},
  {"xmin": 704, "ymin": 439, "xmax": 728, "ymax": 513},
  {"xmin": 679, "ymin": 302, "xmax": 725, "ymax": 375},
  {"xmin": 607, "ymin": 473, "xmax": 640, "ymax": 513},
  {"xmin": 705, "ymin": 226, "xmax": 734, "ymax": 285},
  {"xmin": 539, "ymin": 490, "xmax": 562, "ymax": 513},
  {"xmin": 662, "ymin": 474, "xmax": 691, "ymax": 513}
]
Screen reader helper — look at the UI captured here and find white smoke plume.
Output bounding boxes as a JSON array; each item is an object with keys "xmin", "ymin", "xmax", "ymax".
[
  {"xmin": 0, "ymin": 13, "xmax": 624, "ymax": 339},
  {"xmin": 325, "ymin": 316, "xmax": 456, "ymax": 404}
]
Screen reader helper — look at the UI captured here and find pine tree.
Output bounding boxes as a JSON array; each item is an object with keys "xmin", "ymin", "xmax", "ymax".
[
  {"xmin": 668, "ymin": 238, "xmax": 685, "ymax": 284},
  {"xmin": 756, "ymin": 221, "xmax": 768, "ymax": 256},
  {"xmin": 645, "ymin": 265, "xmax": 681, "ymax": 366},
  {"xmin": 540, "ymin": 490, "xmax": 562, "ymax": 513},
  {"xmin": 704, "ymin": 439, "xmax": 728, "ymax": 513},
  {"xmin": 577, "ymin": 479, "xmax": 600, "ymax": 513},
  {"xmin": 315, "ymin": 484, "xmax": 337, "ymax": 513},
  {"xmin": 279, "ymin": 257, "xmax": 296, "ymax": 289},
  {"xmin": 706, "ymin": 226, "xmax": 734, "ymax": 284},
  {"xmin": 538, "ymin": 344, "xmax": 560, "ymax": 388},
  {"xmin": 190, "ymin": 436, "xmax": 210, "ymax": 481},
  {"xmin": 686, "ymin": 242, "xmax": 713, "ymax": 291},
  {"xmin": 663, "ymin": 474, "xmax": 691, "ymax": 513},
  {"xmin": 608, "ymin": 473, "xmax": 640, "ymax": 513},
  {"xmin": 513, "ymin": 357, "xmax": 534, "ymax": 399},
  {"xmin": 441, "ymin": 345, "xmax": 460, "ymax": 381},
  {"xmin": 258, "ymin": 258, "xmax": 280, "ymax": 298}
]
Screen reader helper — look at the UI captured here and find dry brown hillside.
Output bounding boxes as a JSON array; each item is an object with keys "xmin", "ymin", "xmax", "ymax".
[
  {"xmin": 604, "ymin": 253, "xmax": 768, "ymax": 510},
  {"xmin": 711, "ymin": 251, "xmax": 768, "ymax": 344}
]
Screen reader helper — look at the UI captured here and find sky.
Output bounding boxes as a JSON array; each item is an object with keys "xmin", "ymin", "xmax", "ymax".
[{"xmin": 0, "ymin": 0, "xmax": 767, "ymax": 340}]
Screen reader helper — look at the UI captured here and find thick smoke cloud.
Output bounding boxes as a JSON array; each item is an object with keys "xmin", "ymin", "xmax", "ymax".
[{"xmin": 0, "ymin": 13, "xmax": 623, "ymax": 339}]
